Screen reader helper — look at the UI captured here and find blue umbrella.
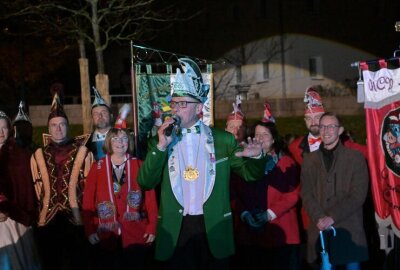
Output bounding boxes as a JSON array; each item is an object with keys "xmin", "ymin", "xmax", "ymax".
[{"xmin": 319, "ymin": 226, "xmax": 336, "ymax": 270}]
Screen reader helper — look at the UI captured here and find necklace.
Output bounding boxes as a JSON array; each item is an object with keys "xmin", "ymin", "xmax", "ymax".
[
  {"xmin": 111, "ymin": 156, "xmax": 127, "ymax": 193},
  {"xmin": 179, "ymin": 133, "xmax": 201, "ymax": 182}
]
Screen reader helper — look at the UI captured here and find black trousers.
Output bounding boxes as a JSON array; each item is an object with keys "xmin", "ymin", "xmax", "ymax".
[
  {"xmin": 164, "ymin": 215, "xmax": 230, "ymax": 270},
  {"xmin": 34, "ymin": 213, "xmax": 89, "ymax": 270}
]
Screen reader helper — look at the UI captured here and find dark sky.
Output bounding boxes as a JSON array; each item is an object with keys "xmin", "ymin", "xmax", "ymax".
[
  {"xmin": 149, "ymin": 0, "xmax": 400, "ymax": 61},
  {"xmin": 1, "ymin": 0, "xmax": 400, "ymax": 114}
]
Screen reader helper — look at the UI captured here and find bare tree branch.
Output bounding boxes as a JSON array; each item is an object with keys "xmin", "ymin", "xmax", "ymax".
[{"xmin": 0, "ymin": 0, "xmax": 193, "ymax": 74}]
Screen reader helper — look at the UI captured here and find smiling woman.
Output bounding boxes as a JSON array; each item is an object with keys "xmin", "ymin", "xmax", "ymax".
[{"xmin": 82, "ymin": 126, "xmax": 158, "ymax": 270}]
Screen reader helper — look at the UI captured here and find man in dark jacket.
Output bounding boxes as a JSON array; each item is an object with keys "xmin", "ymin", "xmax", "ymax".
[{"xmin": 301, "ymin": 112, "xmax": 369, "ymax": 269}]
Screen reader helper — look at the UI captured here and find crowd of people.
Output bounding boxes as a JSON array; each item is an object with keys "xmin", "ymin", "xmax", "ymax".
[{"xmin": 0, "ymin": 57, "xmax": 379, "ymax": 270}]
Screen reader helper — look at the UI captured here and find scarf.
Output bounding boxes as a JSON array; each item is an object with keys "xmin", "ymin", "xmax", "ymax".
[{"xmin": 97, "ymin": 154, "xmax": 143, "ymax": 234}]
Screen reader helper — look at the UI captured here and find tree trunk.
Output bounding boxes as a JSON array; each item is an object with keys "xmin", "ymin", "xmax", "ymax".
[
  {"xmin": 90, "ymin": 0, "xmax": 105, "ymax": 75},
  {"xmin": 90, "ymin": 0, "xmax": 110, "ymax": 110}
]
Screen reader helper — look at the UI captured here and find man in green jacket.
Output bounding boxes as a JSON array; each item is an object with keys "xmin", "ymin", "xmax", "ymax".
[{"xmin": 138, "ymin": 58, "xmax": 266, "ymax": 270}]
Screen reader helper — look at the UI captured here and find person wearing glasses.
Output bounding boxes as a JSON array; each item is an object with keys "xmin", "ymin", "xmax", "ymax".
[
  {"xmin": 82, "ymin": 121, "xmax": 158, "ymax": 270},
  {"xmin": 138, "ymin": 58, "xmax": 266, "ymax": 270},
  {"xmin": 300, "ymin": 112, "xmax": 369, "ymax": 270}
]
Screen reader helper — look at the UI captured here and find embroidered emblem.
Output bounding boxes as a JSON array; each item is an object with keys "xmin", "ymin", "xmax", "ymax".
[
  {"xmin": 97, "ymin": 201, "xmax": 115, "ymax": 219},
  {"xmin": 382, "ymin": 108, "xmax": 400, "ymax": 176},
  {"xmin": 127, "ymin": 190, "xmax": 142, "ymax": 208}
]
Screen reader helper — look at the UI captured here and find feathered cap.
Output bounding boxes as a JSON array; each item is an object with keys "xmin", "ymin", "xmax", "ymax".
[
  {"xmin": 227, "ymin": 95, "xmax": 246, "ymax": 123},
  {"xmin": 304, "ymin": 86, "xmax": 325, "ymax": 114},
  {"xmin": 171, "ymin": 58, "xmax": 210, "ymax": 103},
  {"xmin": 48, "ymin": 93, "xmax": 68, "ymax": 122},
  {"xmin": 92, "ymin": 86, "xmax": 110, "ymax": 110},
  {"xmin": 115, "ymin": 104, "xmax": 131, "ymax": 129},
  {"xmin": 13, "ymin": 101, "xmax": 31, "ymax": 124},
  {"xmin": 261, "ymin": 101, "xmax": 275, "ymax": 123}
]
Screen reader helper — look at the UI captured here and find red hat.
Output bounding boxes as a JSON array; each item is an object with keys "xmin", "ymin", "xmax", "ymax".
[
  {"xmin": 48, "ymin": 93, "xmax": 68, "ymax": 123},
  {"xmin": 261, "ymin": 101, "xmax": 275, "ymax": 123},
  {"xmin": 227, "ymin": 95, "xmax": 246, "ymax": 123},
  {"xmin": 304, "ymin": 86, "xmax": 325, "ymax": 114},
  {"xmin": 114, "ymin": 104, "xmax": 131, "ymax": 129}
]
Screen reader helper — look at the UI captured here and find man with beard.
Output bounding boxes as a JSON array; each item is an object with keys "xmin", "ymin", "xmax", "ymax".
[
  {"xmin": 86, "ymin": 87, "xmax": 113, "ymax": 161},
  {"xmin": 288, "ymin": 87, "xmax": 325, "ymax": 270},
  {"xmin": 289, "ymin": 86, "xmax": 325, "ymax": 165}
]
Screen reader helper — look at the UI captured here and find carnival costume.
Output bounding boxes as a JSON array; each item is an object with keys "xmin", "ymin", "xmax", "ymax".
[
  {"xmin": 82, "ymin": 154, "xmax": 158, "ymax": 248},
  {"xmin": 138, "ymin": 58, "xmax": 267, "ymax": 262},
  {"xmin": 0, "ymin": 108, "xmax": 41, "ymax": 270},
  {"xmin": 30, "ymin": 93, "xmax": 93, "ymax": 270}
]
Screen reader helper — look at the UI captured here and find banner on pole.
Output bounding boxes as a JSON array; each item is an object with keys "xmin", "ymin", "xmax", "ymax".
[{"xmin": 361, "ymin": 63, "xmax": 400, "ymax": 236}]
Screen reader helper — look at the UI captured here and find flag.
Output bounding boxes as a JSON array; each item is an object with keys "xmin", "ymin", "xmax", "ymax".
[{"xmin": 361, "ymin": 61, "xmax": 400, "ymax": 235}]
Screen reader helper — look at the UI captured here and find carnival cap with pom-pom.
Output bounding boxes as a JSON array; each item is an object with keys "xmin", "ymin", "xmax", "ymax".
[
  {"xmin": 261, "ymin": 101, "xmax": 275, "ymax": 123},
  {"xmin": 227, "ymin": 95, "xmax": 246, "ymax": 123},
  {"xmin": 304, "ymin": 86, "xmax": 325, "ymax": 115}
]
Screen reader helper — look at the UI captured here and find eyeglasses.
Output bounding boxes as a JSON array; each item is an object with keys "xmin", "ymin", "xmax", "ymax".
[
  {"xmin": 111, "ymin": 136, "xmax": 129, "ymax": 143},
  {"xmin": 169, "ymin": 101, "xmax": 200, "ymax": 109},
  {"xmin": 319, "ymin": 124, "xmax": 340, "ymax": 131}
]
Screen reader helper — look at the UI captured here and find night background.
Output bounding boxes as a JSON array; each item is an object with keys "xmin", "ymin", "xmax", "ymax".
[{"xmin": 0, "ymin": 0, "xmax": 399, "ymax": 114}]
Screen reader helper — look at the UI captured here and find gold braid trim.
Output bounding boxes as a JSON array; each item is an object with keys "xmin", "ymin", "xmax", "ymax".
[
  {"xmin": 32, "ymin": 149, "xmax": 51, "ymax": 226},
  {"xmin": 68, "ymin": 146, "xmax": 91, "ymax": 225}
]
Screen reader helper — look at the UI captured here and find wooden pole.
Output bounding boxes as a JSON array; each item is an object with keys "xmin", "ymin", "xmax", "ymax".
[
  {"xmin": 130, "ymin": 41, "xmax": 139, "ymax": 156},
  {"xmin": 95, "ymin": 74, "xmax": 111, "ymax": 106},
  {"xmin": 79, "ymin": 58, "xmax": 92, "ymax": 134}
]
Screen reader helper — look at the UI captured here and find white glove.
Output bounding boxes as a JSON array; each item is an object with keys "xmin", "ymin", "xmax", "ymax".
[{"xmin": 88, "ymin": 233, "xmax": 100, "ymax": 245}]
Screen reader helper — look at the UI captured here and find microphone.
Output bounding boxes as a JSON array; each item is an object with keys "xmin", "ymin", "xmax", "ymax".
[{"xmin": 164, "ymin": 115, "xmax": 181, "ymax": 136}]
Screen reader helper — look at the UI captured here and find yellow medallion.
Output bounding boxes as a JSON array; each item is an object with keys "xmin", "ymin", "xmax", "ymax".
[{"xmin": 183, "ymin": 166, "xmax": 199, "ymax": 181}]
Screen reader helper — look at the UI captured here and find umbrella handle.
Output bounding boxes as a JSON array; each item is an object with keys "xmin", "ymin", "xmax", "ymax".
[
  {"xmin": 319, "ymin": 226, "xmax": 336, "ymax": 251},
  {"xmin": 328, "ymin": 226, "xmax": 336, "ymax": 237},
  {"xmin": 319, "ymin": 231, "xmax": 326, "ymax": 251}
]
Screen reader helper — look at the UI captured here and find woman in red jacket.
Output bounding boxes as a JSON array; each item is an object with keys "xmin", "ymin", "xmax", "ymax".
[
  {"xmin": 83, "ymin": 127, "xmax": 158, "ymax": 270},
  {"xmin": 231, "ymin": 103, "xmax": 301, "ymax": 270}
]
